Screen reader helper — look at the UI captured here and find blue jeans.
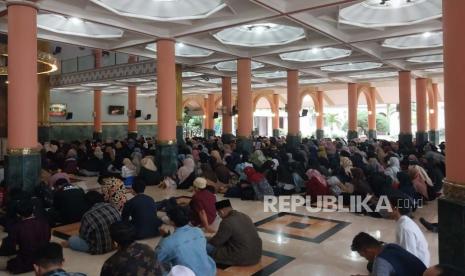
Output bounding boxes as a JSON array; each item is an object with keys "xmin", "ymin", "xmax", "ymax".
[{"xmin": 68, "ymin": 236, "xmax": 90, "ymax": 253}]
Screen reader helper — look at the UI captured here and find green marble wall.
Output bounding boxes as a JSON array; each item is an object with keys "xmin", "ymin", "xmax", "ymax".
[{"xmin": 47, "ymin": 124, "xmax": 157, "ymax": 141}]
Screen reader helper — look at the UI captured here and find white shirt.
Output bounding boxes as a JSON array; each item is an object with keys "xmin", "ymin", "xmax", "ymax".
[{"xmin": 396, "ymin": 215, "xmax": 430, "ymax": 267}]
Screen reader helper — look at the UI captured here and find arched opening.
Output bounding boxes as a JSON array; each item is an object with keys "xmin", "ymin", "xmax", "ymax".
[
  {"xmin": 253, "ymin": 96, "xmax": 274, "ymax": 137},
  {"xmin": 182, "ymin": 99, "xmax": 204, "ymax": 138},
  {"xmin": 300, "ymin": 94, "xmax": 317, "ymax": 137}
]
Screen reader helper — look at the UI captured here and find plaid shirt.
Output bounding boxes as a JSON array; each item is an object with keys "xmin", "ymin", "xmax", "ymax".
[{"xmin": 80, "ymin": 202, "xmax": 121, "ymax": 254}]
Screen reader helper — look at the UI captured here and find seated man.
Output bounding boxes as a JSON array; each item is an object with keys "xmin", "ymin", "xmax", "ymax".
[
  {"xmin": 121, "ymin": 179, "xmax": 162, "ymax": 239},
  {"xmin": 207, "ymin": 200, "xmax": 262, "ymax": 266},
  {"xmin": 33, "ymin": 242, "xmax": 86, "ymax": 276},
  {"xmin": 155, "ymin": 206, "xmax": 216, "ymax": 276},
  {"xmin": 2, "ymin": 199, "xmax": 51, "ymax": 274},
  {"xmin": 189, "ymin": 177, "xmax": 217, "ymax": 233},
  {"xmin": 100, "ymin": 222, "xmax": 165, "ymax": 276},
  {"xmin": 64, "ymin": 191, "xmax": 121, "ymax": 254},
  {"xmin": 52, "ymin": 178, "xmax": 89, "ymax": 224},
  {"xmin": 389, "ymin": 197, "xmax": 430, "ymax": 267},
  {"xmin": 351, "ymin": 232, "xmax": 426, "ymax": 276}
]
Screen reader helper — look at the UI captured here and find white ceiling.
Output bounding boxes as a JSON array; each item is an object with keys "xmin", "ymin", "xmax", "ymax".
[{"xmin": 1, "ymin": 0, "xmax": 444, "ymax": 103}]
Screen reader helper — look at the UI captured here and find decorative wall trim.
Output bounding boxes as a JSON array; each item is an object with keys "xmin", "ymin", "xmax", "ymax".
[
  {"xmin": 50, "ymin": 60, "xmax": 156, "ymax": 87},
  {"xmin": 50, "ymin": 122, "xmax": 157, "ymax": 126}
]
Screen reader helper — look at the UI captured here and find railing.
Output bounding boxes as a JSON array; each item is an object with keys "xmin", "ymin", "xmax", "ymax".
[{"xmin": 53, "ymin": 52, "xmax": 152, "ymax": 75}]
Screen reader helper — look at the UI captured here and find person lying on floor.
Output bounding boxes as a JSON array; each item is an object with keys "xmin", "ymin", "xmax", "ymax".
[
  {"xmin": 207, "ymin": 199, "xmax": 262, "ymax": 266},
  {"xmin": 63, "ymin": 191, "xmax": 121, "ymax": 254}
]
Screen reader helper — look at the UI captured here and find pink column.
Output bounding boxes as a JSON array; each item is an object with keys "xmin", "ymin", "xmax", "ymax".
[
  {"xmin": 7, "ymin": 2, "xmax": 38, "ymax": 150},
  {"xmin": 93, "ymin": 50, "xmax": 102, "ymax": 137},
  {"xmin": 203, "ymin": 97, "xmax": 209, "ymax": 130},
  {"xmin": 272, "ymin": 94, "xmax": 280, "ymax": 130},
  {"xmin": 430, "ymin": 83, "xmax": 439, "ymax": 131},
  {"xmin": 438, "ymin": 1, "xmax": 465, "ymax": 267},
  {"xmin": 368, "ymin": 87, "xmax": 377, "ymax": 131},
  {"xmin": 221, "ymin": 77, "xmax": 232, "ymax": 135},
  {"xmin": 128, "ymin": 85, "xmax": 137, "ymax": 133},
  {"xmin": 415, "ymin": 78, "xmax": 428, "ymax": 144},
  {"xmin": 237, "ymin": 58, "xmax": 252, "ymax": 137},
  {"xmin": 316, "ymin": 91, "xmax": 324, "ymax": 130},
  {"xmin": 347, "ymin": 83, "xmax": 358, "ymax": 139},
  {"xmin": 156, "ymin": 39, "xmax": 176, "ymax": 142},
  {"xmin": 398, "ymin": 71, "xmax": 412, "ymax": 144},
  {"xmin": 208, "ymin": 94, "xmax": 215, "ymax": 130},
  {"xmin": 287, "ymin": 70, "xmax": 300, "ymax": 136}
]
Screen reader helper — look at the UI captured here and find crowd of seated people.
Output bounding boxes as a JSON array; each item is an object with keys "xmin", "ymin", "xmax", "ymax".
[{"xmin": 0, "ymin": 134, "xmax": 460, "ymax": 275}]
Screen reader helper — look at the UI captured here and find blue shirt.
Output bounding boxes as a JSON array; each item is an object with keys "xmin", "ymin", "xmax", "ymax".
[{"xmin": 155, "ymin": 225, "xmax": 216, "ymax": 276}]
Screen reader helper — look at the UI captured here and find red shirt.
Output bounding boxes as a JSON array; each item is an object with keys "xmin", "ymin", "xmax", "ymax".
[{"xmin": 190, "ymin": 189, "xmax": 217, "ymax": 226}]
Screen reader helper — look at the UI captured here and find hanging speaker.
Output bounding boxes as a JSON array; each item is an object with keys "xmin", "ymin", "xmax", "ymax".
[
  {"xmin": 145, "ymin": 114, "xmax": 151, "ymax": 120},
  {"xmin": 66, "ymin": 112, "xmax": 73, "ymax": 120},
  {"xmin": 135, "ymin": 110, "xmax": 142, "ymax": 118},
  {"xmin": 232, "ymin": 105, "xmax": 238, "ymax": 115},
  {"xmin": 213, "ymin": 112, "xmax": 219, "ymax": 119},
  {"xmin": 301, "ymin": 109, "xmax": 308, "ymax": 117}
]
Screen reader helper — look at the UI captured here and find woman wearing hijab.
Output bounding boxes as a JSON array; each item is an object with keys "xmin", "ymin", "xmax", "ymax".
[
  {"xmin": 350, "ymin": 167, "xmax": 373, "ymax": 197},
  {"xmin": 122, "ymin": 158, "xmax": 137, "ymax": 188},
  {"xmin": 131, "ymin": 149, "xmax": 143, "ymax": 175},
  {"xmin": 408, "ymin": 165, "xmax": 433, "ymax": 200},
  {"xmin": 99, "ymin": 176, "xmax": 127, "ymax": 212},
  {"xmin": 210, "ymin": 150, "xmax": 222, "ymax": 165},
  {"xmin": 243, "ymin": 167, "xmax": 274, "ymax": 200},
  {"xmin": 338, "ymin": 156, "xmax": 353, "ymax": 182},
  {"xmin": 177, "ymin": 158, "xmax": 196, "ymax": 189},
  {"xmin": 63, "ymin": 149, "xmax": 79, "ymax": 174},
  {"xmin": 384, "ymin": 156, "xmax": 400, "ymax": 183},
  {"xmin": 139, "ymin": 157, "xmax": 161, "ymax": 186},
  {"xmin": 249, "ymin": 150, "xmax": 267, "ymax": 169},
  {"xmin": 305, "ymin": 169, "xmax": 330, "ymax": 201}
]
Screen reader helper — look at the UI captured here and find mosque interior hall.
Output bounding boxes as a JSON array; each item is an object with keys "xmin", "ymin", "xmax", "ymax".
[{"xmin": 0, "ymin": 0, "xmax": 464, "ymax": 275}]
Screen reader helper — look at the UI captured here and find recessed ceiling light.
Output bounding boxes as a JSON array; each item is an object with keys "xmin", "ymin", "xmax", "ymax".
[
  {"xmin": 382, "ymin": 31, "xmax": 442, "ymax": 49},
  {"xmin": 280, "ymin": 47, "xmax": 352, "ymax": 62},
  {"xmin": 81, "ymin": 83, "xmax": 112, "ymax": 88},
  {"xmin": 349, "ymin": 71, "xmax": 398, "ymax": 79},
  {"xmin": 339, "ymin": 0, "xmax": 442, "ymax": 28},
  {"xmin": 407, "ymin": 54, "xmax": 443, "ymax": 63},
  {"xmin": 321, "ymin": 62, "xmax": 383, "ymax": 72},
  {"xmin": 253, "ymin": 71, "xmax": 302, "ymax": 79},
  {"xmin": 299, "ymin": 78, "xmax": 331, "ymax": 84},
  {"xmin": 90, "ymin": 0, "xmax": 226, "ymax": 21},
  {"xmin": 213, "ymin": 23, "xmax": 305, "ymax": 47},
  {"xmin": 215, "ymin": 60, "xmax": 264, "ymax": 71},
  {"xmin": 182, "ymin": 72, "xmax": 203, "ymax": 78},
  {"xmin": 37, "ymin": 14, "xmax": 124, "ymax": 38},
  {"xmin": 146, "ymin": 43, "xmax": 214, "ymax": 58}
]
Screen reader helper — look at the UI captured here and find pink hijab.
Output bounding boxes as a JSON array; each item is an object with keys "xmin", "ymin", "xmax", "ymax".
[{"xmin": 306, "ymin": 169, "xmax": 327, "ymax": 186}]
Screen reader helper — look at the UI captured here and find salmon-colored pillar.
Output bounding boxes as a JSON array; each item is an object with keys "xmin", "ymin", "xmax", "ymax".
[
  {"xmin": 127, "ymin": 55, "xmax": 138, "ymax": 138},
  {"xmin": 221, "ymin": 77, "xmax": 233, "ymax": 143},
  {"xmin": 398, "ymin": 71, "xmax": 412, "ymax": 145},
  {"xmin": 156, "ymin": 39, "xmax": 177, "ymax": 176},
  {"xmin": 206, "ymin": 93, "xmax": 215, "ymax": 137},
  {"xmin": 439, "ymin": 0, "xmax": 465, "ymax": 267},
  {"xmin": 348, "ymin": 83, "xmax": 358, "ymax": 140},
  {"xmin": 203, "ymin": 97, "xmax": 209, "ymax": 132},
  {"xmin": 272, "ymin": 93, "xmax": 280, "ymax": 137},
  {"xmin": 93, "ymin": 49, "xmax": 102, "ymax": 140},
  {"xmin": 415, "ymin": 78, "xmax": 428, "ymax": 145},
  {"xmin": 316, "ymin": 90, "xmax": 324, "ymax": 139},
  {"xmin": 237, "ymin": 58, "xmax": 253, "ymax": 152},
  {"xmin": 428, "ymin": 83, "xmax": 439, "ymax": 144},
  {"xmin": 368, "ymin": 87, "xmax": 377, "ymax": 140},
  {"xmin": 5, "ymin": 1, "xmax": 40, "ymax": 192},
  {"xmin": 287, "ymin": 70, "xmax": 300, "ymax": 147}
]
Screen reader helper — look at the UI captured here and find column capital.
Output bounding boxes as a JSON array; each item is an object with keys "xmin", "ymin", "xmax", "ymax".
[
  {"xmin": 6, "ymin": 0, "xmax": 38, "ymax": 9},
  {"xmin": 155, "ymin": 38, "xmax": 176, "ymax": 43}
]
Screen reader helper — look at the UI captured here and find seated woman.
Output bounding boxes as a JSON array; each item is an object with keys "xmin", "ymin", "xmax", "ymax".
[
  {"xmin": 121, "ymin": 158, "xmax": 137, "ymax": 188},
  {"xmin": 177, "ymin": 158, "xmax": 196, "ymax": 190},
  {"xmin": 138, "ymin": 157, "xmax": 161, "ymax": 186},
  {"xmin": 99, "ymin": 176, "xmax": 127, "ymax": 212},
  {"xmin": 52, "ymin": 178, "xmax": 89, "ymax": 224},
  {"xmin": 63, "ymin": 149, "xmax": 79, "ymax": 175},
  {"xmin": 408, "ymin": 165, "xmax": 433, "ymax": 200},
  {"xmin": 305, "ymin": 169, "xmax": 330, "ymax": 201},
  {"xmin": 243, "ymin": 167, "xmax": 274, "ymax": 200}
]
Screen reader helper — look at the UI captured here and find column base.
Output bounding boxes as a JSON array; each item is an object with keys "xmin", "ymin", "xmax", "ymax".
[
  {"xmin": 93, "ymin": 131, "xmax": 102, "ymax": 141},
  {"xmin": 398, "ymin": 133, "xmax": 413, "ymax": 147},
  {"xmin": 367, "ymin": 129, "xmax": 377, "ymax": 140},
  {"xmin": 176, "ymin": 125, "xmax": 184, "ymax": 145},
  {"xmin": 5, "ymin": 152, "xmax": 41, "ymax": 193},
  {"xmin": 286, "ymin": 135, "xmax": 301, "ymax": 150},
  {"xmin": 127, "ymin": 131, "xmax": 138, "ymax": 140},
  {"xmin": 38, "ymin": 126, "xmax": 51, "ymax": 143},
  {"xmin": 428, "ymin": 130, "xmax": 439, "ymax": 145},
  {"xmin": 221, "ymin": 133, "xmax": 234, "ymax": 144},
  {"xmin": 272, "ymin": 129, "xmax": 280, "ymax": 138},
  {"xmin": 156, "ymin": 143, "xmax": 178, "ymax": 177},
  {"xmin": 347, "ymin": 130, "xmax": 358, "ymax": 141},
  {"xmin": 438, "ymin": 196, "xmax": 465, "ymax": 268},
  {"xmin": 316, "ymin": 129, "xmax": 324, "ymax": 140},
  {"xmin": 204, "ymin": 129, "xmax": 215, "ymax": 139},
  {"xmin": 236, "ymin": 136, "xmax": 252, "ymax": 153},
  {"xmin": 416, "ymin": 131, "xmax": 429, "ymax": 145}
]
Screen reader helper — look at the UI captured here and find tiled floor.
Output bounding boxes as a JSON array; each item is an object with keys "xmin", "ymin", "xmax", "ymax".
[{"xmin": 6, "ymin": 185, "xmax": 439, "ymax": 276}]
